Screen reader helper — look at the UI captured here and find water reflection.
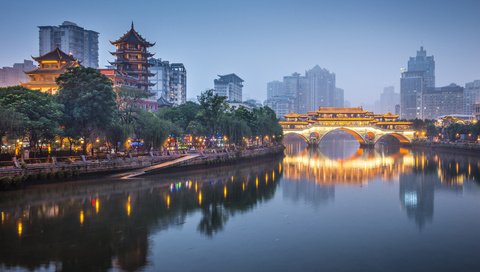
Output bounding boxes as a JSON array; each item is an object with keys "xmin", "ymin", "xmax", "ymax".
[
  {"xmin": 0, "ymin": 157, "xmax": 282, "ymax": 272},
  {"xmin": 1, "ymin": 138, "xmax": 480, "ymax": 271},
  {"xmin": 283, "ymin": 135, "xmax": 479, "ymax": 229}
]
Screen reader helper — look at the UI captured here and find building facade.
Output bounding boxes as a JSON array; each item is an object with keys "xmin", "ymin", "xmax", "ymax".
[
  {"xmin": 21, "ymin": 48, "xmax": 79, "ymax": 94},
  {"xmin": 168, "ymin": 63, "xmax": 187, "ymax": 105},
  {"xmin": 214, "ymin": 73, "xmax": 244, "ymax": 102},
  {"xmin": 0, "ymin": 60, "xmax": 36, "ymax": 87},
  {"xmin": 378, "ymin": 86, "xmax": 400, "ymax": 114},
  {"xmin": 305, "ymin": 65, "xmax": 336, "ymax": 111},
  {"xmin": 334, "ymin": 88, "xmax": 345, "ymax": 107},
  {"xmin": 464, "ymin": 80, "xmax": 480, "ymax": 115},
  {"xmin": 148, "ymin": 58, "xmax": 170, "ymax": 101},
  {"xmin": 400, "ymin": 70, "xmax": 425, "ymax": 120},
  {"xmin": 39, "ymin": 21, "xmax": 99, "ymax": 68},
  {"xmin": 421, "ymin": 84, "xmax": 464, "ymax": 120}
]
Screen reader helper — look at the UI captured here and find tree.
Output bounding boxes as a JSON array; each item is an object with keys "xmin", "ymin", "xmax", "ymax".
[
  {"xmin": 156, "ymin": 101, "xmax": 201, "ymax": 133},
  {"xmin": 0, "ymin": 107, "xmax": 24, "ymax": 146},
  {"xmin": 0, "ymin": 86, "xmax": 62, "ymax": 155},
  {"xmin": 105, "ymin": 114, "xmax": 131, "ymax": 153},
  {"xmin": 135, "ymin": 111, "xmax": 173, "ymax": 150},
  {"xmin": 197, "ymin": 90, "xmax": 228, "ymax": 135},
  {"xmin": 56, "ymin": 67, "xmax": 116, "ymax": 154}
]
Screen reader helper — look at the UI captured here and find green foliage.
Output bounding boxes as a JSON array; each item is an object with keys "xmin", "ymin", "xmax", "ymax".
[
  {"xmin": 157, "ymin": 101, "xmax": 201, "ymax": 134},
  {"xmin": 56, "ymin": 67, "xmax": 116, "ymax": 153},
  {"xmin": 0, "ymin": 86, "xmax": 62, "ymax": 151},
  {"xmin": 198, "ymin": 89, "xmax": 228, "ymax": 135},
  {"xmin": 135, "ymin": 111, "xmax": 174, "ymax": 150},
  {"xmin": 105, "ymin": 114, "xmax": 131, "ymax": 152}
]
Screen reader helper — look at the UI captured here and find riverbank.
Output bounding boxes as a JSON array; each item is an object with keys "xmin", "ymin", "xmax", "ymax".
[
  {"xmin": 136, "ymin": 145, "xmax": 285, "ymax": 176},
  {"xmin": 412, "ymin": 140, "xmax": 480, "ymax": 156},
  {"xmin": 0, "ymin": 145, "xmax": 285, "ymax": 189}
]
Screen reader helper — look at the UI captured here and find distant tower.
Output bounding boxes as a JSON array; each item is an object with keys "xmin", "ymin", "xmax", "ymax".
[
  {"xmin": 110, "ymin": 23, "xmax": 155, "ymax": 91},
  {"xmin": 407, "ymin": 46, "xmax": 435, "ymax": 88},
  {"xmin": 400, "ymin": 46, "xmax": 435, "ymax": 119}
]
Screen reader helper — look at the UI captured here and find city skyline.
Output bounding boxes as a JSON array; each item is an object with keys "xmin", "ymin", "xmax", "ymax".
[{"xmin": 1, "ymin": 0, "xmax": 479, "ymax": 104}]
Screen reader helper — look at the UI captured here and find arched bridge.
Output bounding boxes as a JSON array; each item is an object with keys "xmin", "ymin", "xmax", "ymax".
[{"xmin": 280, "ymin": 107, "xmax": 415, "ymax": 146}]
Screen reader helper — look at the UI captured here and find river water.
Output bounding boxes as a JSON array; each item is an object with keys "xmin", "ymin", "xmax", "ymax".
[{"xmin": 1, "ymin": 135, "xmax": 480, "ymax": 272}]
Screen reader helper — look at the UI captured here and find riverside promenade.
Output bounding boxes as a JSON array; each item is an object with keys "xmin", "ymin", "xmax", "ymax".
[{"xmin": 0, "ymin": 145, "xmax": 285, "ymax": 189}]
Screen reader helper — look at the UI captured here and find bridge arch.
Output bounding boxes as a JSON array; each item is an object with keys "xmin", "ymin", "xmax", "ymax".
[
  {"xmin": 318, "ymin": 128, "xmax": 367, "ymax": 145},
  {"xmin": 375, "ymin": 133, "xmax": 411, "ymax": 144},
  {"xmin": 283, "ymin": 132, "xmax": 309, "ymax": 143}
]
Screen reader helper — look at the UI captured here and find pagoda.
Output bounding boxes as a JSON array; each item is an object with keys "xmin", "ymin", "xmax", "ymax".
[
  {"xmin": 110, "ymin": 22, "xmax": 155, "ymax": 91},
  {"xmin": 22, "ymin": 47, "xmax": 79, "ymax": 94}
]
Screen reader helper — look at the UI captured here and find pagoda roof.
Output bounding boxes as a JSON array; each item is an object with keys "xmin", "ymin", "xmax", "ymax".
[
  {"xmin": 110, "ymin": 22, "xmax": 155, "ymax": 47},
  {"xmin": 25, "ymin": 61, "xmax": 78, "ymax": 75},
  {"xmin": 32, "ymin": 47, "xmax": 77, "ymax": 62}
]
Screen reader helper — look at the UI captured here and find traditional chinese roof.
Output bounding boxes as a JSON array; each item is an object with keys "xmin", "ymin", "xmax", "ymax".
[
  {"xmin": 279, "ymin": 121, "xmax": 309, "ymax": 125},
  {"xmin": 284, "ymin": 113, "xmax": 308, "ymax": 118},
  {"xmin": 110, "ymin": 22, "xmax": 155, "ymax": 47},
  {"xmin": 315, "ymin": 107, "xmax": 368, "ymax": 114},
  {"xmin": 32, "ymin": 47, "xmax": 77, "ymax": 62},
  {"xmin": 376, "ymin": 122, "xmax": 413, "ymax": 125},
  {"xmin": 157, "ymin": 96, "xmax": 173, "ymax": 107}
]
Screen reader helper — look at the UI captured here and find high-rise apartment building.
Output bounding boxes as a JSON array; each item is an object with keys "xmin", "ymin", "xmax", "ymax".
[
  {"xmin": 267, "ymin": 80, "xmax": 285, "ymax": 98},
  {"xmin": 0, "ymin": 60, "xmax": 36, "ymax": 87},
  {"xmin": 421, "ymin": 84, "xmax": 464, "ymax": 119},
  {"xmin": 214, "ymin": 74, "xmax": 244, "ymax": 102},
  {"xmin": 39, "ymin": 21, "xmax": 99, "ymax": 68},
  {"xmin": 149, "ymin": 58, "xmax": 170, "ymax": 101},
  {"xmin": 169, "ymin": 63, "xmax": 187, "ymax": 106},
  {"xmin": 464, "ymin": 80, "xmax": 480, "ymax": 115}
]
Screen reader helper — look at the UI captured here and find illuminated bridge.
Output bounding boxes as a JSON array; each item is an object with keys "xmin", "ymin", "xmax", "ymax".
[{"xmin": 279, "ymin": 107, "xmax": 415, "ymax": 146}]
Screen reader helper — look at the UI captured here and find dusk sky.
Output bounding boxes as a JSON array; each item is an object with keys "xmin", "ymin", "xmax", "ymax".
[{"xmin": 1, "ymin": 0, "xmax": 479, "ymax": 105}]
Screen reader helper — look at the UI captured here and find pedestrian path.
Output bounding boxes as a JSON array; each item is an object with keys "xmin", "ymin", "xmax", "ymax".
[{"xmin": 119, "ymin": 154, "xmax": 199, "ymax": 179}]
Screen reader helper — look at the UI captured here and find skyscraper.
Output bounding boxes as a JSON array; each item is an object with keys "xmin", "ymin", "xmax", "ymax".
[
  {"xmin": 407, "ymin": 46, "xmax": 435, "ymax": 88},
  {"xmin": 39, "ymin": 21, "xmax": 99, "ymax": 68},
  {"xmin": 214, "ymin": 74, "xmax": 244, "ymax": 102},
  {"xmin": 379, "ymin": 86, "xmax": 400, "ymax": 113},
  {"xmin": 400, "ymin": 71, "xmax": 424, "ymax": 119},
  {"xmin": 267, "ymin": 80, "xmax": 285, "ymax": 99},
  {"xmin": 334, "ymin": 88, "xmax": 345, "ymax": 107},
  {"xmin": 305, "ymin": 65, "xmax": 336, "ymax": 111},
  {"xmin": 149, "ymin": 59, "xmax": 187, "ymax": 106},
  {"xmin": 400, "ymin": 47, "xmax": 435, "ymax": 119}
]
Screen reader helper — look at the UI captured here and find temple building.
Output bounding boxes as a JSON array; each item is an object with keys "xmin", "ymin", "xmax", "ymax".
[
  {"xmin": 280, "ymin": 107, "xmax": 412, "ymax": 130},
  {"xmin": 109, "ymin": 23, "xmax": 154, "ymax": 91},
  {"xmin": 22, "ymin": 47, "xmax": 79, "ymax": 94}
]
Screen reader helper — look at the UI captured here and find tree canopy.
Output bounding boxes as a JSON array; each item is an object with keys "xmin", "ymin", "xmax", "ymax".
[
  {"xmin": 56, "ymin": 67, "xmax": 116, "ymax": 153},
  {"xmin": 0, "ymin": 86, "xmax": 62, "ymax": 153}
]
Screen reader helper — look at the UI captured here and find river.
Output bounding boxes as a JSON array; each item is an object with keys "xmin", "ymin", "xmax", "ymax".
[{"xmin": 1, "ymin": 134, "xmax": 480, "ymax": 272}]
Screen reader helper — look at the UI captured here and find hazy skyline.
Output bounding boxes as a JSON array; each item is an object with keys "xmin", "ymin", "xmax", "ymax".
[{"xmin": 1, "ymin": 0, "xmax": 479, "ymax": 105}]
